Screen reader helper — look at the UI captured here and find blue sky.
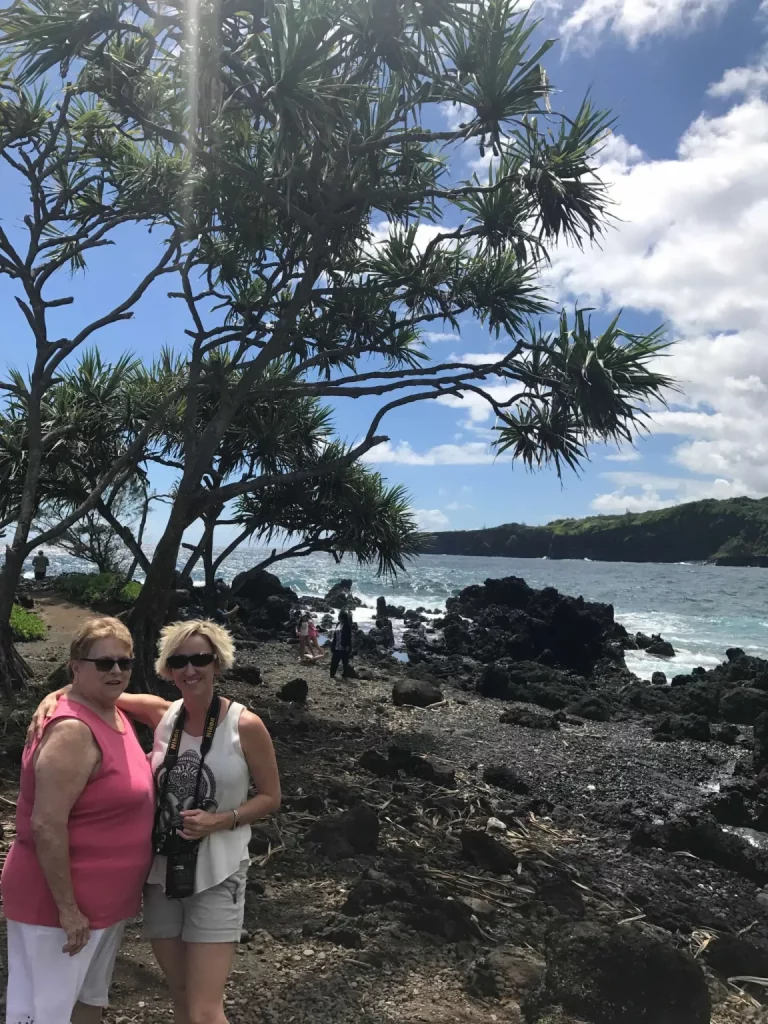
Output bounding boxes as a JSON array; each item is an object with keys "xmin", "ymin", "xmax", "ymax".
[{"xmin": 3, "ymin": 0, "xmax": 768, "ymax": 541}]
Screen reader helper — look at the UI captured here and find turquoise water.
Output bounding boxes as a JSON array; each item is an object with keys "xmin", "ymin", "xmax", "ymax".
[{"xmin": 27, "ymin": 549, "xmax": 768, "ymax": 680}]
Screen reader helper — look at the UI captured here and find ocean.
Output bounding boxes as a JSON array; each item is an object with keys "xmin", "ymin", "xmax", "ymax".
[{"xmin": 24, "ymin": 549, "xmax": 768, "ymax": 680}]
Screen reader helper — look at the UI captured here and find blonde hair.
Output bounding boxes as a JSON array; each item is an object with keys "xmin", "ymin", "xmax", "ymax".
[
  {"xmin": 155, "ymin": 619, "xmax": 235, "ymax": 679},
  {"xmin": 70, "ymin": 617, "xmax": 133, "ymax": 662}
]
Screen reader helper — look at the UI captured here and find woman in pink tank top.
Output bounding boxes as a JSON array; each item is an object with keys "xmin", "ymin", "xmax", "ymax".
[{"xmin": 2, "ymin": 617, "xmax": 155, "ymax": 1024}]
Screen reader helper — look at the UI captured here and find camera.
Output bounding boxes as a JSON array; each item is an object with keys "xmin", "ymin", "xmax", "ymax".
[{"xmin": 153, "ymin": 820, "xmax": 200, "ymax": 900}]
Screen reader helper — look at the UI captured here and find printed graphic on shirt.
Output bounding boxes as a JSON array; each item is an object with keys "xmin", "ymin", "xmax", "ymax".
[{"xmin": 155, "ymin": 751, "xmax": 218, "ymax": 834}]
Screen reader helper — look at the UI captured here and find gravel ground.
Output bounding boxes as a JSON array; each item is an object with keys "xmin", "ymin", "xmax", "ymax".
[{"xmin": 0, "ymin": 626, "xmax": 766, "ymax": 1022}]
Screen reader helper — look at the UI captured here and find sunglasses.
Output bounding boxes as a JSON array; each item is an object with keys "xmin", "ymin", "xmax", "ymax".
[
  {"xmin": 166, "ymin": 652, "xmax": 216, "ymax": 670},
  {"xmin": 82, "ymin": 657, "xmax": 134, "ymax": 673}
]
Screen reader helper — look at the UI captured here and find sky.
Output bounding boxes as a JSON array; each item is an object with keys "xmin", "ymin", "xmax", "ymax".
[{"xmin": 3, "ymin": 0, "xmax": 768, "ymax": 541}]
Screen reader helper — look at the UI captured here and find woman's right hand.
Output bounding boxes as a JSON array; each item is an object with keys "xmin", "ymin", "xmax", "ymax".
[
  {"xmin": 59, "ymin": 904, "xmax": 90, "ymax": 956},
  {"xmin": 26, "ymin": 689, "xmax": 65, "ymax": 745}
]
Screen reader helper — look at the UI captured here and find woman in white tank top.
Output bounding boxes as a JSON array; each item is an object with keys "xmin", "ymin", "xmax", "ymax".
[{"xmin": 31, "ymin": 618, "xmax": 281, "ymax": 1024}]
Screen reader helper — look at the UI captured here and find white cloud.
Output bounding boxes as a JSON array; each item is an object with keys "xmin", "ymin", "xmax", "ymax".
[
  {"xmin": 446, "ymin": 501, "xmax": 474, "ymax": 511},
  {"xmin": 413, "ymin": 508, "xmax": 450, "ymax": 531},
  {"xmin": 708, "ymin": 62, "xmax": 768, "ymax": 98},
  {"xmin": 604, "ymin": 450, "xmax": 643, "ymax": 463},
  {"xmin": 590, "ymin": 472, "xmax": 753, "ymax": 513},
  {"xmin": 423, "ymin": 331, "xmax": 462, "ymax": 343},
  {"xmin": 363, "ymin": 440, "xmax": 494, "ymax": 465},
  {"xmin": 543, "ymin": 76, "xmax": 768, "ymax": 512},
  {"xmin": 449, "ymin": 351, "xmax": 505, "ymax": 366},
  {"xmin": 554, "ymin": 0, "xmax": 735, "ymax": 46}
]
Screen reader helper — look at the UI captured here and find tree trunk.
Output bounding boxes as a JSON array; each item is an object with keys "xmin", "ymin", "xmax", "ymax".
[
  {"xmin": 0, "ymin": 547, "xmax": 34, "ymax": 695},
  {"xmin": 128, "ymin": 514, "xmax": 187, "ymax": 691}
]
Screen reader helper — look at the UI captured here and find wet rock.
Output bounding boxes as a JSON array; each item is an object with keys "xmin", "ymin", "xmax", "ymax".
[
  {"xmin": 647, "ymin": 638, "xmax": 676, "ymax": 658},
  {"xmin": 499, "ymin": 707, "xmax": 561, "ymax": 731},
  {"xmin": 522, "ymin": 921, "xmax": 710, "ymax": 1024},
  {"xmin": 726, "ymin": 647, "xmax": 746, "ymax": 662},
  {"xmin": 706, "ymin": 788, "xmax": 751, "ymax": 827},
  {"xmin": 567, "ymin": 694, "xmax": 612, "ymax": 722},
  {"xmin": 460, "ymin": 827, "xmax": 519, "ymax": 875},
  {"xmin": 755, "ymin": 711, "xmax": 768, "ymax": 770},
  {"xmin": 392, "ymin": 678, "xmax": 443, "ymax": 707},
  {"xmin": 278, "ymin": 677, "xmax": 308, "ymax": 704},
  {"xmin": 720, "ymin": 686, "xmax": 768, "ymax": 725},
  {"xmin": 635, "ymin": 633, "xmax": 654, "ymax": 650},
  {"xmin": 651, "ymin": 671, "xmax": 668, "ymax": 686},
  {"xmin": 483, "ymin": 764, "xmax": 530, "ymax": 794},
  {"xmin": 652, "ymin": 714, "xmax": 711, "ymax": 742},
  {"xmin": 324, "ymin": 579, "xmax": 362, "ymax": 609},
  {"xmin": 307, "ymin": 803, "xmax": 379, "ymax": 859},
  {"xmin": 368, "ymin": 618, "xmax": 395, "ymax": 648},
  {"xmin": 704, "ymin": 934, "xmax": 768, "ymax": 979}
]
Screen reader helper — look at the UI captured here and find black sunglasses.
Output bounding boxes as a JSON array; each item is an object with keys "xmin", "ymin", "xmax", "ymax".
[
  {"xmin": 82, "ymin": 657, "xmax": 134, "ymax": 673},
  {"xmin": 166, "ymin": 652, "xmax": 216, "ymax": 670}
]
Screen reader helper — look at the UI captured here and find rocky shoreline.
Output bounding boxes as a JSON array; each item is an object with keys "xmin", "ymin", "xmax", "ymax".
[{"xmin": 3, "ymin": 572, "xmax": 768, "ymax": 1021}]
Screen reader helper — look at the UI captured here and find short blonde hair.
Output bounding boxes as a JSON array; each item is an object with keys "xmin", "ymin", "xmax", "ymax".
[
  {"xmin": 155, "ymin": 619, "xmax": 235, "ymax": 679},
  {"xmin": 70, "ymin": 617, "xmax": 133, "ymax": 662}
]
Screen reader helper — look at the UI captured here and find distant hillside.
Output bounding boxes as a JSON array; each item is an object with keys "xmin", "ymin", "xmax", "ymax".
[{"xmin": 421, "ymin": 496, "xmax": 768, "ymax": 566}]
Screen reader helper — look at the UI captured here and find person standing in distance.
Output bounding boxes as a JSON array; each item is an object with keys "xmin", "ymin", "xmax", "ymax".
[{"xmin": 32, "ymin": 549, "xmax": 50, "ymax": 581}]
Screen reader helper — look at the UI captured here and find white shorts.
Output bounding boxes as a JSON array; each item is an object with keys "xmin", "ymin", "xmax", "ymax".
[{"xmin": 5, "ymin": 919, "xmax": 126, "ymax": 1023}]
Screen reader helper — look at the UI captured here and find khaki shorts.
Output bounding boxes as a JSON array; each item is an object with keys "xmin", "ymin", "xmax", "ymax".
[{"xmin": 142, "ymin": 860, "xmax": 248, "ymax": 944}]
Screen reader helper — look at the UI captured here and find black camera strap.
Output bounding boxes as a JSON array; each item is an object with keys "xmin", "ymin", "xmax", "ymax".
[{"xmin": 153, "ymin": 695, "xmax": 221, "ymax": 839}]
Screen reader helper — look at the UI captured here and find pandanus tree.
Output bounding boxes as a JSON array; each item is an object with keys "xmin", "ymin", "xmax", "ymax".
[
  {"xmin": 0, "ymin": 70, "xmax": 185, "ymax": 691},
  {"xmin": 0, "ymin": 0, "xmax": 674, "ymax": 688}
]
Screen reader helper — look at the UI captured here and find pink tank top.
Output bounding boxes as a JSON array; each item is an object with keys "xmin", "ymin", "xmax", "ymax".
[{"xmin": 2, "ymin": 697, "xmax": 155, "ymax": 928}]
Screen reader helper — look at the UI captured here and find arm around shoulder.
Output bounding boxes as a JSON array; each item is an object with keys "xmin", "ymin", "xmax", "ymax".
[
  {"xmin": 115, "ymin": 693, "xmax": 172, "ymax": 730},
  {"xmin": 239, "ymin": 711, "xmax": 281, "ymax": 815}
]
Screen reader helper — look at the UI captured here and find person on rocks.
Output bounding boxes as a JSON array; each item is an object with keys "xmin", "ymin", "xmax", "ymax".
[
  {"xmin": 330, "ymin": 609, "xmax": 353, "ymax": 679},
  {"xmin": 32, "ymin": 547, "xmax": 50, "ymax": 581},
  {"xmin": 4, "ymin": 617, "xmax": 155, "ymax": 1024},
  {"xmin": 297, "ymin": 611, "xmax": 311, "ymax": 660},
  {"xmin": 307, "ymin": 615, "xmax": 325, "ymax": 659},
  {"xmin": 29, "ymin": 619, "xmax": 282, "ymax": 1024}
]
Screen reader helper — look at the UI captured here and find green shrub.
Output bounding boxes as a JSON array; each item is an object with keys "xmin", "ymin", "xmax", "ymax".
[
  {"xmin": 118, "ymin": 580, "xmax": 142, "ymax": 603},
  {"xmin": 56, "ymin": 572, "xmax": 141, "ymax": 607},
  {"xmin": 10, "ymin": 603, "xmax": 47, "ymax": 641}
]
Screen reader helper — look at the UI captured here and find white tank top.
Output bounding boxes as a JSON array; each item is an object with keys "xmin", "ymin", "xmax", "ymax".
[{"xmin": 147, "ymin": 699, "xmax": 251, "ymax": 893}]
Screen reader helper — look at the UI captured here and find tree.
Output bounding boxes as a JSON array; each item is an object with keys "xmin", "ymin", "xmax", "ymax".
[
  {"xmin": 2, "ymin": 0, "xmax": 674, "ymax": 687},
  {"xmin": 0, "ymin": 71, "xmax": 184, "ymax": 691},
  {"xmin": 232, "ymin": 458, "xmax": 421, "ymax": 579}
]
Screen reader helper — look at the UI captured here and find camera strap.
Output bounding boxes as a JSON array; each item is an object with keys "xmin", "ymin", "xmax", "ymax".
[{"xmin": 153, "ymin": 695, "xmax": 221, "ymax": 834}]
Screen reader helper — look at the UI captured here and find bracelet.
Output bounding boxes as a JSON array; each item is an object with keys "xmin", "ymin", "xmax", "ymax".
[{"xmin": 231, "ymin": 808, "xmax": 240, "ymax": 830}]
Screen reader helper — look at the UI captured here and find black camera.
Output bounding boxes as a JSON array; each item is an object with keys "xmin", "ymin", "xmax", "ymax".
[{"xmin": 153, "ymin": 820, "xmax": 200, "ymax": 900}]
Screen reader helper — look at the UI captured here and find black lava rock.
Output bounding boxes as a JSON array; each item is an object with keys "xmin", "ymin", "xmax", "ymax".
[
  {"xmin": 483, "ymin": 763, "xmax": 530, "ymax": 794},
  {"xmin": 652, "ymin": 714, "xmax": 711, "ymax": 742},
  {"xmin": 720, "ymin": 686, "xmax": 768, "ymax": 725},
  {"xmin": 307, "ymin": 803, "xmax": 380, "ymax": 859},
  {"xmin": 499, "ymin": 706, "xmax": 561, "ymax": 730},
  {"xmin": 392, "ymin": 678, "xmax": 443, "ymax": 707},
  {"xmin": 278, "ymin": 677, "xmax": 309, "ymax": 703},
  {"xmin": 460, "ymin": 828, "xmax": 519, "ymax": 875},
  {"xmin": 522, "ymin": 921, "xmax": 710, "ymax": 1024}
]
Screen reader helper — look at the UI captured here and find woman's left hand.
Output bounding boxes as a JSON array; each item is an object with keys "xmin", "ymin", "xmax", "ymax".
[{"xmin": 177, "ymin": 809, "xmax": 229, "ymax": 840}]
